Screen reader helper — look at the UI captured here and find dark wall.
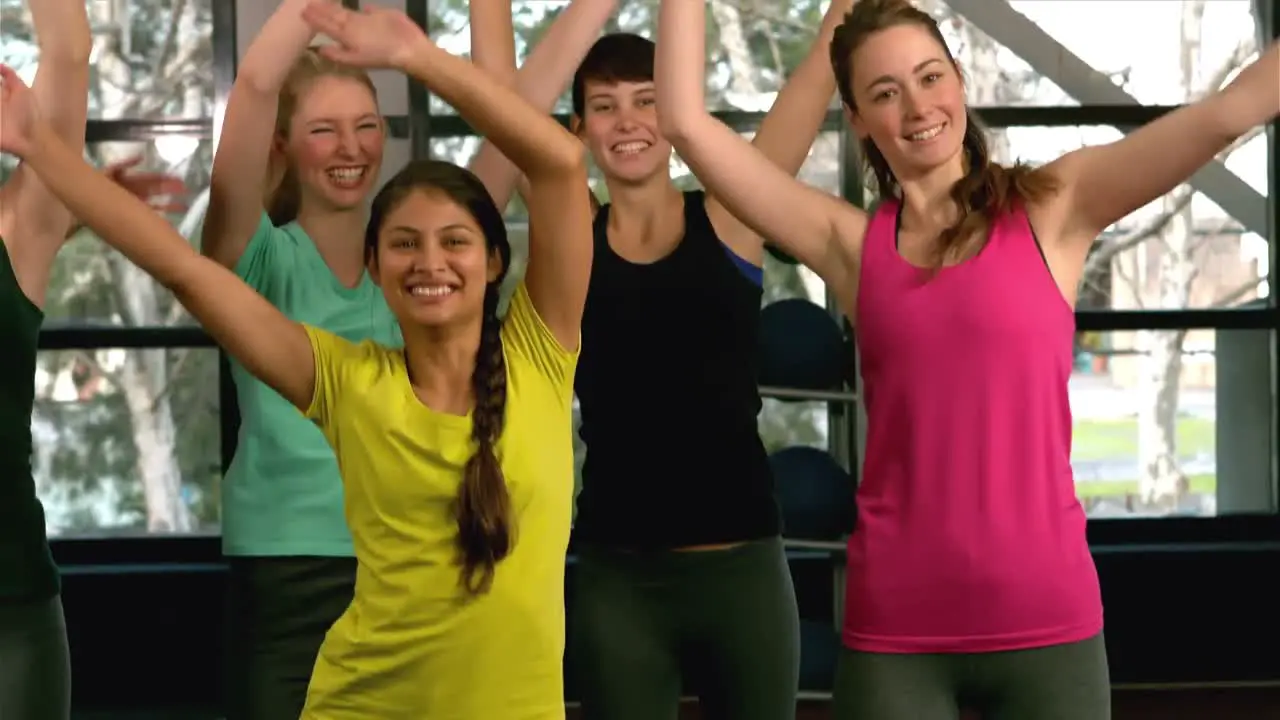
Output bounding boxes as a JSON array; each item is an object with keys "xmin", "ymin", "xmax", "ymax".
[{"xmin": 58, "ymin": 542, "xmax": 1280, "ymax": 713}]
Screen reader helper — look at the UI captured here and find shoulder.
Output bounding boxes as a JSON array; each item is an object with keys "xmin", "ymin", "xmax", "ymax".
[
  {"xmin": 501, "ymin": 282, "xmax": 578, "ymax": 394},
  {"xmin": 233, "ymin": 213, "xmax": 315, "ymax": 285}
]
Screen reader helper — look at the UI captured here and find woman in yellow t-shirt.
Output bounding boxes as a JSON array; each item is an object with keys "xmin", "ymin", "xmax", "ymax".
[{"xmin": 0, "ymin": 1, "xmax": 593, "ymax": 717}]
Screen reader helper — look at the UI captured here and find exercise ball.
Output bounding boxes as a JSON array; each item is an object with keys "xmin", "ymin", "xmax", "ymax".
[
  {"xmin": 799, "ymin": 620, "xmax": 840, "ymax": 691},
  {"xmin": 770, "ymin": 446, "xmax": 855, "ymax": 540},
  {"xmin": 758, "ymin": 298, "xmax": 847, "ymax": 393}
]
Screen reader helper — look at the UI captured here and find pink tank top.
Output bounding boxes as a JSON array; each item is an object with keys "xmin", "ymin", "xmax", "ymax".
[{"xmin": 844, "ymin": 200, "xmax": 1103, "ymax": 654}]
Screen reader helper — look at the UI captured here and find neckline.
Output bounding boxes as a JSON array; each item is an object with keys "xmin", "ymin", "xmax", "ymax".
[
  {"xmin": 0, "ymin": 237, "xmax": 45, "ymax": 318},
  {"xmin": 598, "ymin": 191, "xmax": 697, "ymax": 269},
  {"xmin": 284, "ymin": 221, "xmax": 377, "ymax": 299},
  {"xmin": 888, "ymin": 201, "xmax": 990, "ymax": 274},
  {"xmin": 393, "ymin": 349, "xmax": 474, "ymax": 430}
]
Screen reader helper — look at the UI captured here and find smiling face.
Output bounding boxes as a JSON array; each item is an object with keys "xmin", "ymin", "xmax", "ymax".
[
  {"xmin": 369, "ymin": 188, "xmax": 503, "ymax": 330},
  {"xmin": 279, "ymin": 74, "xmax": 385, "ymax": 213},
  {"xmin": 845, "ymin": 23, "xmax": 968, "ymax": 183},
  {"xmin": 576, "ymin": 78, "xmax": 673, "ymax": 185}
]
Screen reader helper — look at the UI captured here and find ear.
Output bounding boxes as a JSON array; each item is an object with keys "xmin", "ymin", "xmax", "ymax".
[
  {"xmin": 844, "ymin": 106, "xmax": 870, "ymax": 141},
  {"xmin": 570, "ymin": 113, "xmax": 585, "ymax": 139}
]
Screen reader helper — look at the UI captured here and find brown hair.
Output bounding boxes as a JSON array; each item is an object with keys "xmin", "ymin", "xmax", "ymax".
[
  {"xmin": 830, "ymin": 0, "xmax": 1058, "ymax": 265},
  {"xmin": 265, "ymin": 49, "xmax": 380, "ymax": 226},
  {"xmin": 365, "ymin": 160, "xmax": 514, "ymax": 596},
  {"xmin": 571, "ymin": 33, "xmax": 656, "ymax": 119}
]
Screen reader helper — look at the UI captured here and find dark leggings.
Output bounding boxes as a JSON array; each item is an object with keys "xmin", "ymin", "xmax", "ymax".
[
  {"xmin": 570, "ymin": 537, "xmax": 800, "ymax": 720},
  {"xmin": 223, "ymin": 556, "xmax": 357, "ymax": 720},
  {"xmin": 0, "ymin": 594, "xmax": 71, "ymax": 720},
  {"xmin": 833, "ymin": 633, "xmax": 1111, "ymax": 720}
]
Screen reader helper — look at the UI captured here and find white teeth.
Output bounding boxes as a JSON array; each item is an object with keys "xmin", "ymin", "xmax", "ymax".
[
  {"xmin": 327, "ymin": 167, "xmax": 366, "ymax": 187},
  {"xmin": 409, "ymin": 285, "xmax": 453, "ymax": 297},
  {"xmin": 612, "ymin": 141, "xmax": 649, "ymax": 155},
  {"xmin": 906, "ymin": 125, "xmax": 944, "ymax": 142}
]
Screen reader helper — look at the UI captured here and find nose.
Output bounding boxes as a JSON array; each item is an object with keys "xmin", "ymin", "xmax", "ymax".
[
  {"xmin": 900, "ymin": 87, "xmax": 927, "ymax": 119},
  {"xmin": 411, "ymin": 239, "xmax": 448, "ymax": 272},
  {"xmin": 336, "ymin": 127, "xmax": 361, "ymax": 158}
]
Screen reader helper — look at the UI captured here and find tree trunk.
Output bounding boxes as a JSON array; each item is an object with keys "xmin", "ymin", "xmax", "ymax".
[{"xmin": 1135, "ymin": 0, "xmax": 1205, "ymax": 510}]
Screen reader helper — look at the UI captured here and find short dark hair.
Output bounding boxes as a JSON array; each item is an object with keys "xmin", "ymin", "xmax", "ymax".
[{"xmin": 571, "ymin": 32, "xmax": 656, "ymax": 118}]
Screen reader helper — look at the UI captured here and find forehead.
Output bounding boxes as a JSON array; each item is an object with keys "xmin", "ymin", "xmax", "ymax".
[
  {"xmin": 295, "ymin": 76, "xmax": 378, "ymax": 119},
  {"xmin": 383, "ymin": 189, "xmax": 481, "ymax": 235},
  {"xmin": 852, "ymin": 24, "xmax": 949, "ymax": 85},
  {"xmin": 584, "ymin": 78, "xmax": 654, "ymax": 101}
]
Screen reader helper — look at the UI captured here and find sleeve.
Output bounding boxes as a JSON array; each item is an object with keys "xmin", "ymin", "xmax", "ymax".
[
  {"xmin": 301, "ymin": 323, "xmax": 369, "ymax": 432},
  {"xmin": 231, "ymin": 212, "xmax": 286, "ymax": 294},
  {"xmin": 501, "ymin": 281, "xmax": 580, "ymax": 393}
]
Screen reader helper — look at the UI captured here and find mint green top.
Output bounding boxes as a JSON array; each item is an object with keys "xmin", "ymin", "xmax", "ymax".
[{"xmin": 223, "ymin": 213, "xmax": 401, "ymax": 556}]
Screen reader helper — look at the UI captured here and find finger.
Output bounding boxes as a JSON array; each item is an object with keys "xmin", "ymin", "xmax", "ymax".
[{"xmin": 301, "ymin": 3, "xmax": 344, "ymax": 35}]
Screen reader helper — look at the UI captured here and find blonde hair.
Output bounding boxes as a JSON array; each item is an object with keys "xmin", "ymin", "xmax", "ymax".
[{"xmin": 264, "ymin": 49, "xmax": 381, "ymax": 226}]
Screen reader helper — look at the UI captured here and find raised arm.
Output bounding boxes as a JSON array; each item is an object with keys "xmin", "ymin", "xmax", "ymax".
[
  {"xmin": 705, "ymin": 0, "xmax": 856, "ymax": 261},
  {"xmin": 467, "ymin": 0, "xmax": 616, "ymax": 212},
  {"xmin": 201, "ymin": 0, "xmax": 331, "ymax": 270},
  {"xmin": 0, "ymin": 0, "xmax": 91, "ymax": 250},
  {"xmin": 0, "ymin": 66, "xmax": 316, "ymax": 413},
  {"xmin": 1047, "ymin": 41, "xmax": 1280, "ymax": 255},
  {"xmin": 305, "ymin": 3, "xmax": 591, "ymax": 350},
  {"xmin": 655, "ymin": 0, "xmax": 864, "ymax": 290}
]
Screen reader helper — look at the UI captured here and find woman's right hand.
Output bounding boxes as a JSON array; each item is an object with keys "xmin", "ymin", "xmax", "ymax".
[
  {"xmin": 302, "ymin": 2, "xmax": 428, "ymax": 71},
  {"xmin": 0, "ymin": 65, "xmax": 42, "ymax": 160}
]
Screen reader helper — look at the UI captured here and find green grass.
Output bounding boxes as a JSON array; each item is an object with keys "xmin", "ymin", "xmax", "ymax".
[
  {"xmin": 1072, "ymin": 417, "xmax": 1215, "ymax": 499},
  {"xmin": 1075, "ymin": 474, "xmax": 1215, "ymax": 499},
  {"xmin": 1072, "ymin": 417, "xmax": 1214, "ymax": 462}
]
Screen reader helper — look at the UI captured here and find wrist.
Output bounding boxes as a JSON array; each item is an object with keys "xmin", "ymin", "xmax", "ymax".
[
  {"xmin": 396, "ymin": 35, "xmax": 439, "ymax": 73},
  {"xmin": 24, "ymin": 122, "xmax": 59, "ymax": 167}
]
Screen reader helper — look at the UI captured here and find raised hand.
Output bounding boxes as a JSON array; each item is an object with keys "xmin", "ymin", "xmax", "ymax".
[
  {"xmin": 302, "ymin": 2, "xmax": 428, "ymax": 70},
  {"xmin": 104, "ymin": 156, "xmax": 189, "ymax": 213},
  {"xmin": 0, "ymin": 65, "xmax": 42, "ymax": 159}
]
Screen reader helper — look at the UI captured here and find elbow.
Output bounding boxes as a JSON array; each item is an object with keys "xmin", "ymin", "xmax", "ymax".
[
  {"xmin": 655, "ymin": 105, "xmax": 693, "ymax": 145},
  {"xmin": 545, "ymin": 140, "xmax": 588, "ymax": 180}
]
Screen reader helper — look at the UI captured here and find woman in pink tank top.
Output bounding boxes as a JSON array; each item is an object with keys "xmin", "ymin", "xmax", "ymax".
[{"xmin": 653, "ymin": 0, "xmax": 1280, "ymax": 716}]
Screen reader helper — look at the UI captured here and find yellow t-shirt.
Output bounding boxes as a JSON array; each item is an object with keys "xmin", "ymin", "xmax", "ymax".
[{"xmin": 299, "ymin": 283, "xmax": 578, "ymax": 720}]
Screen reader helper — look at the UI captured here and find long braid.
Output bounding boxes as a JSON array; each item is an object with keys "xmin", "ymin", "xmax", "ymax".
[{"xmin": 455, "ymin": 286, "xmax": 511, "ymax": 594}]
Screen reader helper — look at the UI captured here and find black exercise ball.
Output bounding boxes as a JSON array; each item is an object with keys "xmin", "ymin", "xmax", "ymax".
[
  {"xmin": 758, "ymin": 298, "xmax": 846, "ymax": 393},
  {"xmin": 770, "ymin": 446, "xmax": 855, "ymax": 541}
]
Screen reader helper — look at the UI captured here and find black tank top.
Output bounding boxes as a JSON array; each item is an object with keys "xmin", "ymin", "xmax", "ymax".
[
  {"xmin": 573, "ymin": 191, "xmax": 780, "ymax": 548},
  {"xmin": 0, "ymin": 239, "xmax": 59, "ymax": 600}
]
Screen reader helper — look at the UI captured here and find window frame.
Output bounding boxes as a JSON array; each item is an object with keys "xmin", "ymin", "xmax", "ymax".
[{"xmin": 45, "ymin": 0, "xmax": 1280, "ymax": 568}]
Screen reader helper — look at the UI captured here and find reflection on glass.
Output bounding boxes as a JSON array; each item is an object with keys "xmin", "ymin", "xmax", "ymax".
[
  {"xmin": 33, "ymin": 349, "xmax": 222, "ymax": 538},
  {"xmin": 938, "ymin": 1, "xmax": 1262, "ymax": 107},
  {"xmin": 1, "ymin": 139, "xmax": 215, "ymax": 328},
  {"xmin": 760, "ymin": 398, "xmax": 830, "ymax": 455},
  {"xmin": 990, "ymin": 125, "xmax": 1268, "ymax": 311},
  {"xmin": 1070, "ymin": 329, "xmax": 1273, "ymax": 519},
  {"xmin": 0, "ymin": 0, "xmax": 215, "ymax": 120}
]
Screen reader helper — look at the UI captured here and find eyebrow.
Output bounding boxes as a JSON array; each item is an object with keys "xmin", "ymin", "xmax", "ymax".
[
  {"xmin": 866, "ymin": 58, "xmax": 945, "ymax": 92},
  {"xmin": 387, "ymin": 223, "xmax": 476, "ymax": 235},
  {"xmin": 587, "ymin": 84, "xmax": 655, "ymax": 102}
]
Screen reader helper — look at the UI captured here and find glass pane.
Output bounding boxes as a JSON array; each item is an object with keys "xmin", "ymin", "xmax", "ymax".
[
  {"xmin": 427, "ymin": 0, "xmax": 835, "ymax": 114},
  {"xmin": 760, "ymin": 399, "xmax": 830, "ymax": 455},
  {"xmin": 1072, "ymin": 329, "xmax": 1273, "ymax": 519},
  {"xmin": 0, "ymin": 0, "xmax": 215, "ymax": 120},
  {"xmin": 0, "ymin": 138, "xmax": 214, "ymax": 328},
  {"xmin": 34, "ymin": 348, "xmax": 221, "ymax": 538},
  {"xmin": 987, "ymin": 125, "xmax": 1267, "ymax": 310},
  {"xmin": 934, "ymin": 0, "xmax": 1264, "ymax": 106}
]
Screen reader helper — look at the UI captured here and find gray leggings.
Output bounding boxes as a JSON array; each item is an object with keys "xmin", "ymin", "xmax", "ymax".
[
  {"xmin": 570, "ymin": 537, "xmax": 800, "ymax": 720},
  {"xmin": 0, "ymin": 595, "xmax": 71, "ymax": 720},
  {"xmin": 833, "ymin": 633, "xmax": 1111, "ymax": 720}
]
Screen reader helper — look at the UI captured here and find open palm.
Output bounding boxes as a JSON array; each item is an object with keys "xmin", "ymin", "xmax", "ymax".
[
  {"xmin": 302, "ymin": 2, "xmax": 427, "ymax": 70},
  {"xmin": 0, "ymin": 65, "xmax": 40, "ymax": 159}
]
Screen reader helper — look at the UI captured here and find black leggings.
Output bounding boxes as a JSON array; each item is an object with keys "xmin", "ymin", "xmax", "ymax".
[
  {"xmin": 0, "ymin": 594, "xmax": 71, "ymax": 720},
  {"xmin": 570, "ymin": 537, "xmax": 800, "ymax": 720},
  {"xmin": 833, "ymin": 633, "xmax": 1111, "ymax": 720},
  {"xmin": 223, "ymin": 556, "xmax": 357, "ymax": 720}
]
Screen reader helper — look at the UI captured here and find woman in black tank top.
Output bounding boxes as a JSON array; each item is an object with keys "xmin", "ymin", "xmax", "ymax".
[
  {"xmin": 0, "ymin": 5, "xmax": 184, "ymax": 714},
  {"xmin": 562, "ymin": 4, "xmax": 854, "ymax": 718}
]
